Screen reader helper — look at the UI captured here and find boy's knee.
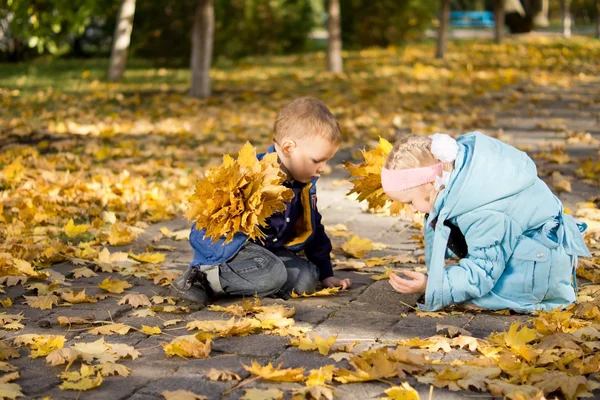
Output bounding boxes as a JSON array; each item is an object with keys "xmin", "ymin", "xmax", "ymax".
[
  {"xmin": 258, "ymin": 256, "xmax": 288, "ymax": 295},
  {"xmin": 291, "ymin": 265, "xmax": 319, "ymax": 295}
]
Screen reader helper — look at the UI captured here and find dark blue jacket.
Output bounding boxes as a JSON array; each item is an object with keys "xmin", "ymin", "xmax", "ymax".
[{"xmin": 189, "ymin": 145, "xmax": 334, "ymax": 280}]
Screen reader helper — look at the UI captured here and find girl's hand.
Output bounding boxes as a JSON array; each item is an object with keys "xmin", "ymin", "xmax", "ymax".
[
  {"xmin": 322, "ymin": 276, "xmax": 352, "ymax": 290},
  {"xmin": 389, "ymin": 271, "xmax": 427, "ymax": 294}
]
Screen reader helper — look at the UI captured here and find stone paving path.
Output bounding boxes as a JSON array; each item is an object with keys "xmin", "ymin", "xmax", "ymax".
[{"xmin": 6, "ymin": 77, "xmax": 600, "ymax": 399}]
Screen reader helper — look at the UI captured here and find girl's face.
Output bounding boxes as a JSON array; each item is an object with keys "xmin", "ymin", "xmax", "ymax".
[{"xmin": 386, "ymin": 183, "xmax": 434, "ymax": 213}]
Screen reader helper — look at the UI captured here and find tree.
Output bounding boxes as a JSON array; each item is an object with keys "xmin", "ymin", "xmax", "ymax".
[
  {"xmin": 326, "ymin": 0, "xmax": 343, "ymax": 73},
  {"xmin": 436, "ymin": 0, "xmax": 450, "ymax": 59},
  {"xmin": 561, "ymin": 0, "xmax": 572, "ymax": 38},
  {"xmin": 532, "ymin": 0, "xmax": 549, "ymax": 27},
  {"xmin": 108, "ymin": 0, "xmax": 136, "ymax": 82},
  {"xmin": 596, "ymin": 0, "xmax": 600, "ymax": 38},
  {"xmin": 190, "ymin": 0, "xmax": 214, "ymax": 98},
  {"xmin": 494, "ymin": 0, "xmax": 505, "ymax": 43}
]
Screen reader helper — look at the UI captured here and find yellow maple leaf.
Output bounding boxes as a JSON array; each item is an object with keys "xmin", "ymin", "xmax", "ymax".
[
  {"xmin": 88, "ymin": 323, "xmax": 133, "ymax": 336},
  {"xmin": 23, "ymin": 294, "xmax": 59, "ymax": 310},
  {"xmin": 241, "ymin": 388, "xmax": 283, "ymax": 400},
  {"xmin": 290, "ymin": 334, "xmax": 337, "ymax": 356},
  {"xmin": 491, "ymin": 323, "xmax": 538, "ymax": 350},
  {"xmin": 129, "ymin": 251, "xmax": 165, "ymax": 264},
  {"xmin": 98, "ymin": 277, "xmax": 132, "ymax": 294},
  {"xmin": 162, "ymin": 390, "xmax": 207, "ymax": 400},
  {"xmin": 292, "ymin": 385, "xmax": 336, "ymax": 400},
  {"xmin": 291, "ymin": 287, "xmax": 341, "ymax": 298},
  {"xmin": 140, "ymin": 325, "xmax": 162, "ymax": 335},
  {"xmin": 186, "ymin": 317, "xmax": 261, "ymax": 337},
  {"xmin": 107, "ymin": 223, "xmax": 137, "ymax": 246},
  {"xmin": 306, "ymin": 365, "xmax": 336, "ymax": 386},
  {"xmin": 0, "ymin": 382, "xmax": 23, "ymax": 399},
  {"xmin": 59, "ymin": 369, "xmax": 103, "ymax": 391},
  {"xmin": 97, "ymin": 362, "xmax": 131, "ymax": 377},
  {"xmin": 205, "ymin": 368, "xmax": 241, "ymax": 381},
  {"xmin": 118, "ymin": 293, "xmax": 151, "ymax": 308},
  {"xmin": 243, "ymin": 361, "xmax": 305, "ymax": 382},
  {"xmin": 383, "ymin": 382, "xmax": 420, "ymax": 400},
  {"xmin": 185, "ymin": 142, "xmax": 293, "ymax": 243},
  {"xmin": 341, "ymin": 235, "xmax": 387, "ymax": 259},
  {"xmin": 162, "ymin": 336, "xmax": 212, "ymax": 359},
  {"xmin": 60, "ymin": 289, "xmax": 97, "ymax": 304},
  {"xmin": 371, "ymin": 267, "xmax": 393, "ymax": 281},
  {"xmin": 159, "ymin": 227, "xmax": 190, "ymax": 241},
  {"xmin": 343, "ymin": 138, "xmax": 404, "ymax": 214},
  {"xmin": 64, "ymin": 219, "xmax": 90, "ymax": 238},
  {"xmin": 71, "ymin": 266, "xmax": 97, "ymax": 279},
  {"xmin": 13, "ymin": 334, "xmax": 65, "ymax": 358}
]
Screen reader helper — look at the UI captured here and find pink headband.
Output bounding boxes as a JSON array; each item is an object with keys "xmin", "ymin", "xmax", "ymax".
[{"xmin": 381, "ymin": 163, "xmax": 443, "ymax": 192}]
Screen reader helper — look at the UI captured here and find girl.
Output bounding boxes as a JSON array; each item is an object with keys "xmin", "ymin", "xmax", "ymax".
[{"xmin": 381, "ymin": 132, "xmax": 590, "ymax": 313}]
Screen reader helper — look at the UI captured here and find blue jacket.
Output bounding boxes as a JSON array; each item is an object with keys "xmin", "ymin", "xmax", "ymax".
[
  {"xmin": 421, "ymin": 132, "xmax": 590, "ymax": 313},
  {"xmin": 189, "ymin": 146, "xmax": 334, "ymax": 280}
]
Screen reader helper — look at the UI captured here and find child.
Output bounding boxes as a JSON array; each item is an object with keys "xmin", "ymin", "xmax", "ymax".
[
  {"xmin": 172, "ymin": 97, "xmax": 351, "ymax": 307},
  {"xmin": 381, "ymin": 132, "xmax": 590, "ymax": 313}
]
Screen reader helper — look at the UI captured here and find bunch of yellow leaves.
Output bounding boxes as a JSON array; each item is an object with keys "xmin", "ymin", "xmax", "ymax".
[
  {"xmin": 343, "ymin": 138, "xmax": 404, "ymax": 215},
  {"xmin": 185, "ymin": 142, "xmax": 293, "ymax": 243}
]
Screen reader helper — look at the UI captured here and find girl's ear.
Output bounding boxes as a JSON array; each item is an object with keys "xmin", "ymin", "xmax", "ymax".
[{"xmin": 280, "ymin": 139, "xmax": 296, "ymax": 158}]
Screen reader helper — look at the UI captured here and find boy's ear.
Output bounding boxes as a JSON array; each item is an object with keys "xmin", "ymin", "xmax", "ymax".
[{"xmin": 280, "ymin": 139, "xmax": 296, "ymax": 157}]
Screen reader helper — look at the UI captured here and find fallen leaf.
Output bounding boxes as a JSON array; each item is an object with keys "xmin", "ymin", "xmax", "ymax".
[
  {"xmin": 371, "ymin": 267, "xmax": 393, "ymax": 281},
  {"xmin": 162, "ymin": 390, "xmax": 207, "ymax": 400},
  {"xmin": 341, "ymin": 235, "xmax": 387, "ymax": 258},
  {"xmin": 243, "ymin": 361, "xmax": 305, "ymax": 382},
  {"xmin": 291, "ymin": 287, "xmax": 341, "ymax": 298},
  {"xmin": 205, "ymin": 368, "xmax": 241, "ymax": 381},
  {"xmin": 241, "ymin": 388, "xmax": 283, "ymax": 400},
  {"xmin": 140, "ymin": 325, "xmax": 162, "ymax": 335},
  {"xmin": 98, "ymin": 277, "xmax": 132, "ymax": 294},
  {"xmin": 118, "ymin": 293, "xmax": 152, "ymax": 308}
]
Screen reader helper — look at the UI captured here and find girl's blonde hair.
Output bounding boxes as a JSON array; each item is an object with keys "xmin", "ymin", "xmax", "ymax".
[{"xmin": 384, "ymin": 135, "xmax": 454, "ymax": 208}]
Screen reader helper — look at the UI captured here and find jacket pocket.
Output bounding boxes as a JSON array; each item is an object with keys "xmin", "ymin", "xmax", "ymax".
[{"xmin": 492, "ymin": 236, "xmax": 550, "ymax": 303}]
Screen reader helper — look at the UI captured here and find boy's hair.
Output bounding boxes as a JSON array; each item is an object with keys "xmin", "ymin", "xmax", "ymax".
[
  {"xmin": 385, "ymin": 134, "xmax": 454, "ymax": 206},
  {"xmin": 273, "ymin": 97, "xmax": 342, "ymax": 145}
]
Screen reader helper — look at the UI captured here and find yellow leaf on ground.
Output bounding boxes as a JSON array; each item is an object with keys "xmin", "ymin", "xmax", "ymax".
[
  {"xmin": 59, "ymin": 371, "xmax": 103, "ymax": 391},
  {"xmin": 71, "ymin": 267, "xmax": 98, "ymax": 279},
  {"xmin": 97, "ymin": 362, "xmax": 131, "ymax": 377},
  {"xmin": 56, "ymin": 316, "xmax": 93, "ymax": 326},
  {"xmin": 243, "ymin": 361, "xmax": 305, "ymax": 382},
  {"xmin": 0, "ymin": 382, "xmax": 23, "ymax": 399},
  {"xmin": 61, "ymin": 289, "xmax": 97, "ymax": 304},
  {"xmin": 306, "ymin": 365, "xmax": 336, "ymax": 386},
  {"xmin": 341, "ymin": 235, "xmax": 387, "ymax": 258},
  {"xmin": 291, "ymin": 287, "xmax": 341, "ymax": 298},
  {"xmin": 383, "ymin": 382, "xmax": 420, "ymax": 400},
  {"xmin": 14, "ymin": 334, "xmax": 65, "ymax": 358},
  {"xmin": 162, "ymin": 390, "xmax": 207, "ymax": 400},
  {"xmin": 64, "ymin": 219, "xmax": 90, "ymax": 238},
  {"xmin": 292, "ymin": 385, "xmax": 336, "ymax": 400},
  {"xmin": 98, "ymin": 277, "xmax": 132, "ymax": 294},
  {"xmin": 129, "ymin": 251, "xmax": 166, "ymax": 264},
  {"xmin": 23, "ymin": 294, "xmax": 59, "ymax": 310},
  {"xmin": 290, "ymin": 334, "xmax": 337, "ymax": 356},
  {"xmin": 241, "ymin": 388, "xmax": 283, "ymax": 400},
  {"xmin": 415, "ymin": 310, "xmax": 448, "ymax": 318},
  {"xmin": 205, "ymin": 368, "xmax": 241, "ymax": 381},
  {"xmin": 88, "ymin": 323, "xmax": 133, "ymax": 336},
  {"xmin": 140, "ymin": 325, "xmax": 162, "ymax": 335},
  {"xmin": 118, "ymin": 293, "xmax": 151, "ymax": 308},
  {"xmin": 159, "ymin": 227, "xmax": 191, "ymax": 241},
  {"xmin": 163, "ymin": 336, "xmax": 212, "ymax": 359},
  {"xmin": 108, "ymin": 223, "xmax": 138, "ymax": 246}
]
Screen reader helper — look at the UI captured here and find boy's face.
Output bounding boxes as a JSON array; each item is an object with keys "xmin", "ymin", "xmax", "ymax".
[{"xmin": 275, "ymin": 135, "xmax": 339, "ymax": 183}]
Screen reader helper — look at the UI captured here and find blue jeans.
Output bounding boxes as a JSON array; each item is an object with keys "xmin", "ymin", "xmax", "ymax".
[{"xmin": 218, "ymin": 243, "xmax": 320, "ymax": 299}]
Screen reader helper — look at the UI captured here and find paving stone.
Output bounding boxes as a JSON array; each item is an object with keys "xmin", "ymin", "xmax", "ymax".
[
  {"xmin": 312, "ymin": 308, "xmax": 400, "ymax": 342},
  {"xmin": 211, "ymin": 333, "xmax": 289, "ymax": 358}
]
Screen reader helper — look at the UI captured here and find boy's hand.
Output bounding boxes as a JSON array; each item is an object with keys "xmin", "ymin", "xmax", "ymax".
[
  {"xmin": 322, "ymin": 276, "xmax": 351, "ymax": 290},
  {"xmin": 389, "ymin": 271, "xmax": 427, "ymax": 294}
]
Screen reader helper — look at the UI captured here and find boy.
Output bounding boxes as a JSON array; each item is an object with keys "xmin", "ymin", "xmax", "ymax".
[{"xmin": 172, "ymin": 97, "xmax": 352, "ymax": 307}]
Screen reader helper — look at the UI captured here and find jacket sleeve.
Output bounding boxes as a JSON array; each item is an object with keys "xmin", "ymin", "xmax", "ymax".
[
  {"xmin": 440, "ymin": 211, "xmax": 513, "ymax": 306},
  {"xmin": 304, "ymin": 203, "xmax": 334, "ymax": 281}
]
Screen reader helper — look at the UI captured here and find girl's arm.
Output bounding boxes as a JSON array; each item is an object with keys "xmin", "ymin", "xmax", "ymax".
[{"xmin": 437, "ymin": 210, "xmax": 513, "ymax": 306}]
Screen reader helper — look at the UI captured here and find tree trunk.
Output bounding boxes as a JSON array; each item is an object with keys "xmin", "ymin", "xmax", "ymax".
[
  {"xmin": 596, "ymin": 0, "xmax": 600, "ymax": 38},
  {"xmin": 326, "ymin": 0, "xmax": 343, "ymax": 73},
  {"xmin": 532, "ymin": 0, "xmax": 549, "ymax": 27},
  {"xmin": 436, "ymin": 0, "xmax": 450, "ymax": 59},
  {"xmin": 494, "ymin": 0, "xmax": 505, "ymax": 43},
  {"xmin": 108, "ymin": 0, "xmax": 136, "ymax": 82},
  {"xmin": 190, "ymin": 0, "xmax": 214, "ymax": 98},
  {"xmin": 561, "ymin": 0, "xmax": 571, "ymax": 38}
]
